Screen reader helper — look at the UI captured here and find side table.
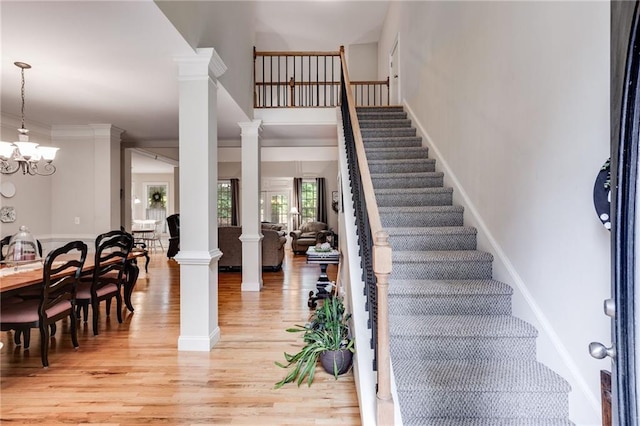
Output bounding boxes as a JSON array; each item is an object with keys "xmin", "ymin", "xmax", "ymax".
[{"xmin": 306, "ymin": 246, "xmax": 340, "ymax": 308}]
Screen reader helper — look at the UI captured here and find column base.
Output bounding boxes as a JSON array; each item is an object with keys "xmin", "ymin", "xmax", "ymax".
[{"xmin": 177, "ymin": 327, "xmax": 221, "ymax": 351}]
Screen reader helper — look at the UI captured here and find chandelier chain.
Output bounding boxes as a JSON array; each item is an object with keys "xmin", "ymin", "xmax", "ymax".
[{"xmin": 20, "ymin": 66, "xmax": 26, "ymax": 130}]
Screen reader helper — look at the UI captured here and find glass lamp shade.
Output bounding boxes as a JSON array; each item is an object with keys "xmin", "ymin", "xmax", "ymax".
[
  {"xmin": 0, "ymin": 142, "xmax": 16, "ymax": 160},
  {"xmin": 13, "ymin": 141, "xmax": 40, "ymax": 161},
  {"xmin": 37, "ymin": 146, "xmax": 59, "ymax": 161},
  {"xmin": 6, "ymin": 225, "xmax": 39, "ymax": 262}
]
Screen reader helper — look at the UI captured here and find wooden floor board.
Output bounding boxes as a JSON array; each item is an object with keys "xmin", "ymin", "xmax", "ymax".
[{"xmin": 1, "ymin": 251, "xmax": 361, "ymax": 425}]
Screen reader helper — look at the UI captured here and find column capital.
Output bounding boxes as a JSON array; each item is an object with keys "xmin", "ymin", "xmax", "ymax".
[
  {"xmin": 174, "ymin": 47, "xmax": 227, "ymax": 80},
  {"xmin": 238, "ymin": 119, "xmax": 263, "ymax": 136},
  {"xmin": 175, "ymin": 249, "xmax": 223, "ymax": 265}
]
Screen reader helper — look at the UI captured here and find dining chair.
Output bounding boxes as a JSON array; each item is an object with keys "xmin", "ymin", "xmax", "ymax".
[
  {"xmin": 75, "ymin": 230, "xmax": 133, "ymax": 336},
  {"xmin": 142, "ymin": 220, "xmax": 164, "ymax": 253},
  {"xmin": 1, "ymin": 233, "xmax": 47, "ymax": 346},
  {"xmin": 0, "ymin": 240, "xmax": 88, "ymax": 367}
]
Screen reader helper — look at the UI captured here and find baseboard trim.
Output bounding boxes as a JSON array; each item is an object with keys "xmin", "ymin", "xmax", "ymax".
[{"xmin": 177, "ymin": 327, "xmax": 220, "ymax": 352}]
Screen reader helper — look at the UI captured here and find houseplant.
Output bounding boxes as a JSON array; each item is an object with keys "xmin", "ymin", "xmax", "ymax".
[{"xmin": 274, "ymin": 295, "xmax": 354, "ymax": 388}]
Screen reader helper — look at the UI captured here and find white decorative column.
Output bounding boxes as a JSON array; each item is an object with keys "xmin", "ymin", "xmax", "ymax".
[
  {"xmin": 91, "ymin": 124, "xmax": 123, "ymax": 233},
  {"xmin": 174, "ymin": 48, "xmax": 227, "ymax": 351},
  {"xmin": 239, "ymin": 120, "xmax": 263, "ymax": 291}
]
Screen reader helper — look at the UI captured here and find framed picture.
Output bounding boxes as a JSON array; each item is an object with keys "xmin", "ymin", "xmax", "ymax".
[{"xmin": 331, "ymin": 191, "xmax": 340, "ymax": 213}]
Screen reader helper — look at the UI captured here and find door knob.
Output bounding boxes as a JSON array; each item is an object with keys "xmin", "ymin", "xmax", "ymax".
[
  {"xmin": 589, "ymin": 342, "xmax": 616, "ymax": 359},
  {"xmin": 603, "ymin": 298, "xmax": 615, "ymax": 317}
]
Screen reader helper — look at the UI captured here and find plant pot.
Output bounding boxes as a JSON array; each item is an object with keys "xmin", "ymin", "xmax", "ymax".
[{"xmin": 320, "ymin": 349, "xmax": 353, "ymax": 376}]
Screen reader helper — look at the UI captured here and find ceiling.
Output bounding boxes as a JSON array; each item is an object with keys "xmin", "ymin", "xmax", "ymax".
[{"xmin": 1, "ymin": 0, "xmax": 390, "ymax": 171}]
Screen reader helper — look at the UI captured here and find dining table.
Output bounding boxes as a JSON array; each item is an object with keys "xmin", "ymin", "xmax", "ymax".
[{"xmin": 0, "ymin": 249, "xmax": 146, "ymax": 312}]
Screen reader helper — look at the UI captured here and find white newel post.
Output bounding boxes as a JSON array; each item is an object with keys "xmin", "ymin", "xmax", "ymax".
[
  {"xmin": 239, "ymin": 120, "xmax": 263, "ymax": 292},
  {"xmin": 174, "ymin": 48, "xmax": 227, "ymax": 351}
]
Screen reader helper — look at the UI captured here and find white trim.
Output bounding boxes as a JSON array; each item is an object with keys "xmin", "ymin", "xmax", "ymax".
[
  {"xmin": 238, "ymin": 119, "xmax": 263, "ymax": 136},
  {"xmin": 177, "ymin": 327, "xmax": 221, "ymax": 351},
  {"xmin": 174, "ymin": 249, "xmax": 222, "ymax": 265},
  {"xmin": 239, "ymin": 234, "xmax": 263, "ymax": 243},
  {"xmin": 403, "ymin": 100, "xmax": 600, "ymax": 414},
  {"xmin": 174, "ymin": 47, "xmax": 227, "ymax": 79}
]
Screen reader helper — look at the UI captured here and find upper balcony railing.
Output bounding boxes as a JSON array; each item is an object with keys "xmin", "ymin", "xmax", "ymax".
[{"xmin": 254, "ymin": 46, "xmax": 389, "ymax": 108}]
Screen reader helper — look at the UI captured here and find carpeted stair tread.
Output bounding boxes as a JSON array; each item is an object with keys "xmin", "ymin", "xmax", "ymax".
[
  {"xmin": 359, "ymin": 118, "xmax": 412, "ymax": 128},
  {"xmin": 362, "ymin": 136, "xmax": 423, "ymax": 148},
  {"xmin": 373, "ymin": 173, "xmax": 444, "ymax": 190},
  {"xmin": 381, "ymin": 206, "xmax": 464, "ymax": 227},
  {"xmin": 368, "ymin": 158, "xmax": 434, "ymax": 166},
  {"xmin": 388, "ymin": 279, "xmax": 513, "ymax": 296},
  {"xmin": 393, "ymin": 359, "xmax": 571, "ymax": 393},
  {"xmin": 380, "ymin": 204, "xmax": 463, "ymax": 216},
  {"xmin": 386, "ymin": 226, "xmax": 476, "ymax": 238},
  {"xmin": 356, "ymin": 105, "xmax": 404, "ymax": 113},
  {"xmin": 392, "ymin": 251, "xmax": 493, "ymax": 280},
  {"xmin": 368, "ymin": 158, "xmax": 435, "ymax": 174},
  {"xmin": 393, "ymin": 250, "xmax": 493, "ymax": 263},
  {"xmin": 387, "ymin": 226, "xmax": 476, "ymax": 250},
  {"xmin": 371, "ymin": 171, "xmax": 443, "ymax": 179},
  {"xmin": 360, "ymin": 127, "xmax": 417, "ymax": 138},
  {"xmin": 388, "ymin": 279, "xmax": 513, "ymax": 315},
  {"xmin": 365, "ymin": 146, "xmax": 429, "ymax": 160},
  {"xmin": 394, "ymin": 360, "xmax": 571, "ymax": 419},
  {"xmin": 357, "ymin": 111, "xmax": 408, "ymax": 120},
  {"xmin": 376, "ymin": 187, "xmax": 453, "ymax": 207},
  {"xmin": 389, "ymin": 315, "xmax": 537, "ymax": 338},
  {"xmin": 406, "ymin": 418, "xmax": 575, "ymax": 426}
]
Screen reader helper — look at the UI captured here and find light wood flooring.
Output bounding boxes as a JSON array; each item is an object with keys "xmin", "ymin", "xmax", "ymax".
[{"xmin": 1, "ymin": 251, "xmax": 361, "ymax": 425}]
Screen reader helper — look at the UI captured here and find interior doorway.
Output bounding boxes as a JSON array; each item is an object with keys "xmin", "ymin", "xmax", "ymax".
[
  {"xmin": 261, "ymin": 190, "xmax": 290, "ymax": 230},
  {"xmin": 389, "ymin": 35, "xmax": 400, "ymax": 105}
]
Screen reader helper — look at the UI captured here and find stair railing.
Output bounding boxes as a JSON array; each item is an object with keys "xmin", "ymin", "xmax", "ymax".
[
  {"xmin": 339, "ymin": 47, "xmax": 394, "ymax": 425},
  {"xmin": 350, "ymin": 76, "xmax": 390, "ymax": 107},
  {"xmin": 254, "ymin": 47, "xmax": 342, "ymax": 108},
  {"xmin": 254, "ymin": 47, "xmax": 391, "ymax": 108}
]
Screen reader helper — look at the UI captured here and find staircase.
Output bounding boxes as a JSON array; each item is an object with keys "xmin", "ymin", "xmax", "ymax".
[{"xmin": 356, "ymin": 106, "xmax": 574, "ymax": 426}]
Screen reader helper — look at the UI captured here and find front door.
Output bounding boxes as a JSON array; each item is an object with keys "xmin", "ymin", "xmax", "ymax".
[{"xmin": 592, "ymin": 2, "xmax": 640, "ymax": 424}]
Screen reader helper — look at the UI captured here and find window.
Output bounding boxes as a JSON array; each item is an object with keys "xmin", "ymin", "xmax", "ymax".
[
  {"xmin": 270, "ymin": 193, "xmax": 288, "ymax": 225},
  {"xmin": 300, "ymin": 180, "xmax": 317, "ymax": 224},
  {"xmin": 218, "ymin": 181, "xmax": 232, "ymax": 226},
  {"xmin": 261, "ymin": 191, "xmax": 289, "ymax": 227}
]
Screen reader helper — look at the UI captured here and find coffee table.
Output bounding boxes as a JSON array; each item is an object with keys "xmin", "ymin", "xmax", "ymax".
[{"xmin": 306, "ymin": 246, "xmax": 340, "ymax": 308}]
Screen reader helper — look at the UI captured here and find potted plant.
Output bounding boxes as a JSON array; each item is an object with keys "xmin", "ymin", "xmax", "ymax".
[{"xmin": 274, "ymin": 295, "xmax": 354, "ymax": 388}]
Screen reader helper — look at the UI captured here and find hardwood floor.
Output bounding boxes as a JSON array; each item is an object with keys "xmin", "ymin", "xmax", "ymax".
[{"xmin": 1, "ymin": 251, "xmax": 361, "ymax": 425}]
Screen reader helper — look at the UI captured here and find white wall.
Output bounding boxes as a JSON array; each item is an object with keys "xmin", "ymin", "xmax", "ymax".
[
  {"xmin": 347, "ymin": 42, "xmax": 379, "ymax": 81},
  {"xmin": 378, "ymin": 2, "xmax": 610, "ymax": 424},
  {"xmin": 154, "ymin": 1, "xmax": 256, "ymax": 118}
]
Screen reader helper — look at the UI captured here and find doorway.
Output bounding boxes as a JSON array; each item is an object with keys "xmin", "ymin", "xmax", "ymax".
[{"xmin": 389, "ymin": 35, "xmax": 400, "ymax": 105}]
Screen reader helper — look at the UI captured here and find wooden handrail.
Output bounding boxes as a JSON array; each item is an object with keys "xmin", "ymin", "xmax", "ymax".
[
  {"xmin": 339, "ymin": 47, "xmax": 394, "ymax": 425},
  {"xmin": 255, "ymin": 49, "xmax": 341, "ymax": 57}
]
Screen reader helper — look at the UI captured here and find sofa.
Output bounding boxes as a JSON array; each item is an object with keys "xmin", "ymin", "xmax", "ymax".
[
  {"xmin": 218, "ymin": 224, "xmax": 286, "ymax": 271},
  {"xmin": 290, "ymin": 221, "xmax": 329, "ymax": 254}
]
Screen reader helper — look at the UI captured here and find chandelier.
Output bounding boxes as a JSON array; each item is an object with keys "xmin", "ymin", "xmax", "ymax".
[{"xmin": 0, "ymin": 62, "xmax": 59, "ymax": 176}]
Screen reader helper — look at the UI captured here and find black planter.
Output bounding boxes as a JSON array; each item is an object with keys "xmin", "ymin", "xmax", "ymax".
[{"xmin": 319, "ymin": 349, "xmax": 353, "ymax": 376}]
